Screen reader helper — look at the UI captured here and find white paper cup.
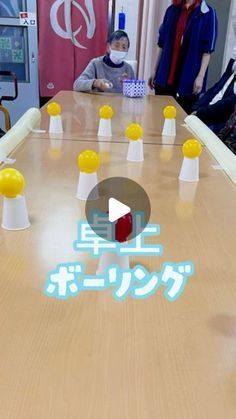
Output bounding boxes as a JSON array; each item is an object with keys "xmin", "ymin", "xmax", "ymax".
[
  {"xmin": 127, "ymin": 139, "xmax": 144, "ymax": 162},
  {"xmin": 162, "ymin": 119, "xmax": 176, "ymax": 136},
  {"xmin": 76, "ymin": 172, "xmax": 99, "ymax": 201},
  {"xmin": 179, "ymin": 157, "xmax": 199, "ymax": 182},
  {"xmin": 98, "ymin": 118, "xmax": 112, "ymax": 137},
  {"xmin": 2, "ymin": 195, "xmax": 30, "ymax": 230},
  {"xmin": 49, "ymin": 115, "xmax": 63, "ymax": 134},
  {"xmin": 97, "ymin": 252, "xmax": 130, "ymax": 275}
]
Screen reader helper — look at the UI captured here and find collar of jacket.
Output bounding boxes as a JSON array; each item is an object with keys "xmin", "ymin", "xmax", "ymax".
[
  {"xmin": 173, "ymin": 1, "xmax": 209, "ymax": 13},
  {"xmin": 200, "ymin": 1, "xmax": 209, "ymax": 13}
]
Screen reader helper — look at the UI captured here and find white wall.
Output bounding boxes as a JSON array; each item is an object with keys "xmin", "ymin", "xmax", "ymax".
[
  {"xmin": 223, "ymin": 0, "xmax": 236, "ymax": 70},
  {"xmin": 114, "ymin": 0, "xmax": 140, "ymax": 60}
]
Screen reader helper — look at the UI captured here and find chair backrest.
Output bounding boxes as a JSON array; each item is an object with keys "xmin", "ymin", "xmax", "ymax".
[{"xmin": 0, "ymin": 105, "xmax": 10, "ymax": 131}]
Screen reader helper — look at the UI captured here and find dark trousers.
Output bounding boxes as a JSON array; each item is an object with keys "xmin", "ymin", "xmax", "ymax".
[{"xmin": 154, "ymin": 85, "xmax": 199, "ymax": 115}]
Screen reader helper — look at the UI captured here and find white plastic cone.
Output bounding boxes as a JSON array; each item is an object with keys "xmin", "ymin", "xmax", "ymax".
[
  {"xmin": 76, "ymin": 172, "xmax": 99, "ymax": 201},
  {"xmin": 96, "ymin": 252, "xmax": 130, "ymax": 275},
  {"xmin": 179, "ymin": 157, "xmax": 199, "ymax": 182},
  {"xmin": 98, "ymin": 118, "xmax": 112, "ymax": 137},
  {"xmin": 2, "ymin": 195, "xmax": 30, "ymax": 230},
  {"xmin": 162, "ymin": 118, "xmax": 176, "ymax": 136},
  {"xmin": 127, "ymin": 139, "xmax": 144, "ymax": 162},
  {"xmin": 49, "ymin": 115, "xmax": 63, "ymax": 134}
]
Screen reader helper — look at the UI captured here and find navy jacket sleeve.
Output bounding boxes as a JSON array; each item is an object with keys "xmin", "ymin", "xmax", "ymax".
[
  {"xmin": 201, "ymin": 7, "xmax": 218, "ymax": 54},
  {"xmin": 157, "ymin": 6, "xmax": 172, "ymax": 48}
]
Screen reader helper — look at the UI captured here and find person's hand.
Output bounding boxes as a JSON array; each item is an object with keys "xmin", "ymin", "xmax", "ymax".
[
  {"xmin": 122, "ymin": 72, "xmax": 128, "ymax": 80},
  {"xmin": 93, "ymin": 79, "xmax": 112, "ymax": 91},
  {"xmin": 148, "ymin": 74, "xmax": 156, "ymax": 90},
  {"xmin": 119, "ymin": 73, "xmax": 129, "ymax": 85},
  {"xmin": 193, "ymin": 75, "xmax": 204, "ymax": 94}
]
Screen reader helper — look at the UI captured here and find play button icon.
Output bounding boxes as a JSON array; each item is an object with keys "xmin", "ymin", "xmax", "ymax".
[
  {"xmin": 85, "ymin": 177, "xmax": 151, "ymax": 242},
  {"xmin": 108, "ymin": 198, "xmax": 131, "ymax": 222}
]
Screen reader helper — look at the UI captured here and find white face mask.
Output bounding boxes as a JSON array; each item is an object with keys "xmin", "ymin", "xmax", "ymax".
[{"xmin": 109, "ymin": 49, "xmax": 128, "ymax": 65}]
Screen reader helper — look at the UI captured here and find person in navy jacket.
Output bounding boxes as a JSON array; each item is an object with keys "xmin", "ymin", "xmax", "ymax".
[
  {"xmin": 148, "ymin": 0, "xmax": 218, "ymax": 113},
  {"xmin": 192, "ymin": 58, "xmax": 236, "ymax": 133}
]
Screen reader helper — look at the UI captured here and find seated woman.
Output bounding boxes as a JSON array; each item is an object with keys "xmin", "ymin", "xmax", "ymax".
[
  {"xmin": 192, "ymin": 57, "xmax": 236, "ymax": 133},
  {"xmin": 218, "ymin": 107, "xmax": 236, "ymax": 153},
  {"xmin": 73, "ymin": 30, "xmax": 135, "ymax": 93}
]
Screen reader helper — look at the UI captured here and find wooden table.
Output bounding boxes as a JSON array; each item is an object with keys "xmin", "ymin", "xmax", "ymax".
[
  {"xmin": 0, "ymin": 92, "xmax": 236, "ymax": 419},
  {"xmin": 33, "ymin": 91, "xmax": 192, "ymax": 145}
]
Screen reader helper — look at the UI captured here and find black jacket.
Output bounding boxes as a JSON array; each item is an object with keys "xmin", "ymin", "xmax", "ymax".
[{"xmin": 192, "ymin": 59, "xmax": 236, "ymax": 132}]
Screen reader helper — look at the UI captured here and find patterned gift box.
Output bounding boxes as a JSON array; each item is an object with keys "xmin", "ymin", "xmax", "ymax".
[{"xmin": 123, "ymin": 79, "xmax": 146, "ymax": 98}]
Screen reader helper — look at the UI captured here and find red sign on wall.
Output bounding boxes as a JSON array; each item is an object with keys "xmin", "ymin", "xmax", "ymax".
[{"xmin": 38, "ymin": 0, "xmax": 108, "ymax": 96}]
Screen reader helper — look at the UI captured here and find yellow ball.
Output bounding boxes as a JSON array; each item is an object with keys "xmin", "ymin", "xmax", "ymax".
[
  {"xmin": 47, "ymin": 102, "xmax": 61, "ymax": 116},
  {"xmin": 182, "ymin": 139, "xmax": 202, "ymax": 159},
  {"xmin": 99, "ymin": 105, "xmax": 114, "ymax": 119},
  {"xmin": 78, "ymin": 150, "xmax": 100, "ymax": 173},
  {"xmin": 163, "ymin": 105, "xmax": 177, "ymax": 119},
  {"xmin": 0, "ymin": 168, "xmax": 25, "ymax": 198},
  {"xmin": 126, "ymin": 123, "xmax": 143, "ymax": 141}
]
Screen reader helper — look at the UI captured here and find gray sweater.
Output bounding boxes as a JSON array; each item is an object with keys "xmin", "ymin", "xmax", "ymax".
[{"xmin": 73, "ymin": 56, "xmax": 135, "ymax": 93}]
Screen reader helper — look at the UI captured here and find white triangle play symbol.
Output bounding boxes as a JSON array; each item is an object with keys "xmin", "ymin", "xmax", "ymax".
[{"xmin": 108, "ymin": 198, "xmax": 131, "ymax": 223}]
